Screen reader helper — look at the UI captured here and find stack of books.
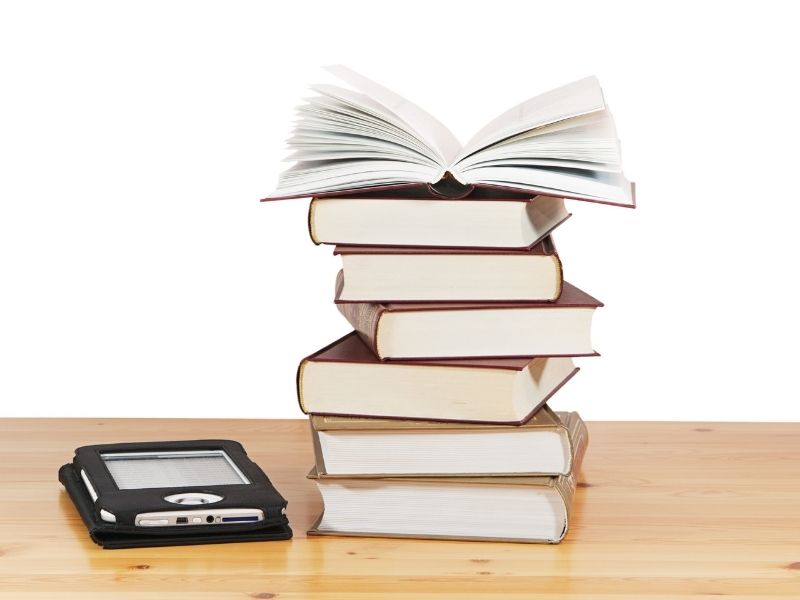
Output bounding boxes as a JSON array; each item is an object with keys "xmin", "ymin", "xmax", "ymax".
[{"xmin": 266, "ymin": 66, "xmax": 633, "ymax": 543}]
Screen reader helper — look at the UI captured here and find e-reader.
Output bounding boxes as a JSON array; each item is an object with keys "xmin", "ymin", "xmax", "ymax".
[{"xmin": 59, "ymin": 439, "xmax": 292, "ymax": 548}]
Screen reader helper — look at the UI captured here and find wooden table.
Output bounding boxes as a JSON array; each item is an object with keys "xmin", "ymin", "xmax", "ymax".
[{"xmin": 0, "ymin": 419, "xmax": 798, "ymax": 599}]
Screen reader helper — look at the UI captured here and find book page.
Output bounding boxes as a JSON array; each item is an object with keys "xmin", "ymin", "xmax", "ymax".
[
  {"xmin": 457, "ymin": 77, "xmax": 607, "ymax": 162},
  {"xmin": 273, "ymin": 159, "xmax": 438, "ymax": 197},
  {"xmin": 326, "ymin": 65, "xmax": 462, "ymax": 166},
  {"xmin": 311, "ymin": 84, "xmax": 417, "ymax": 138},
  {"xmin": 463, "ymin": 165, "xmax": 633, "ymax": 206},
  {"xmin": 299, "ymin": 95, "xmax": 439, "ymax": 161}
]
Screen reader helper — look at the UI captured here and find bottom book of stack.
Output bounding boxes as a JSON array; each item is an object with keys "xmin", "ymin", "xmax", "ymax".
[{"xmin": 306, "ymin": 407, "xmax": 588, "ymax": 543}]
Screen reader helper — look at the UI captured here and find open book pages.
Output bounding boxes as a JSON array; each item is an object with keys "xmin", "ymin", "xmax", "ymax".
[{"xmin": 271, "ymin": 65, "xmax": 634, "ymax": 207}]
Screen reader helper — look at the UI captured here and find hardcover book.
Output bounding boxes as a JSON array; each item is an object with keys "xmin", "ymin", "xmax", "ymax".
[
  {"xmin": 309, "ymin": 407, "xmax": 588, "ymax": 477},
  {"xmin": 306, "ymin": 434, "xmax": 586, "ymax": 544},
  {"xmin": 335, "ymin": 279, "xmax": 603, "ymax": 360},
  {"xmin": 308, "ymin": 193, "xmax": 570, "ymax": 249},
  {"xmin": 297, "ymin": 332, "xmax": 578, "ymax": 424},
  {"xmin": 334, "ymin": 237, "xmax": 562, "ymax": 302},
  {"xmin": 264, "ymin": 66, "xmax": 634, "ymax": 207}
]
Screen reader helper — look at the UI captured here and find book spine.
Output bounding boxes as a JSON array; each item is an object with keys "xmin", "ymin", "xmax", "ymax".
[
  {"xmin": 551, "ymin": 472, "xmax": 576, "ymax": 543},
  {"xmin": 564, "ymin": 412, "xmax": 589, "ymax": 475},
  {"xmin": 308, "ymin": 419, "xmax": 328, "ymax": 475},
  {"xmin": 552, "ymin": 419, "xmax": 588, "ymax": 541},
  {"xmin": 335, "ymin": 271, "xmax": 383, "ymax": 357}
]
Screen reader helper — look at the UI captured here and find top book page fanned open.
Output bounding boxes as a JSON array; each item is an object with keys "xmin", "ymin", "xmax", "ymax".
[{"xmin": 265, "ymin": 66, "xmax": 635, "ymax": 207}]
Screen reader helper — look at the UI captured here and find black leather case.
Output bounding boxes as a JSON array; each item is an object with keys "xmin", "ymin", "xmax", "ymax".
[{"xmin": 59, "ymin": 439, "xmax": 292, "ymax": 549}]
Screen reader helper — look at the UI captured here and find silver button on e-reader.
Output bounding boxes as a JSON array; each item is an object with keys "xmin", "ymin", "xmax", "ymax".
[
  {"xmin": 139, "ymin": 518, "xmax": 169, "ymax": 526},
  {"xmin": 164, "ymin": 492, "xmax": 224, "ymax": 505}
]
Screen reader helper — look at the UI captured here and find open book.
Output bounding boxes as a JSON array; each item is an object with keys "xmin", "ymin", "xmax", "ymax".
[{"xmin": 266, "ymin": 66, "xmax": 634, "ymax": 207}]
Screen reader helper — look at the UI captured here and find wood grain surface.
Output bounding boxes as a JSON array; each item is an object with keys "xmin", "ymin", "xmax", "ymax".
[{"xmin": 0, "ymin": 418, "xmax": 798, "ymax": 599}]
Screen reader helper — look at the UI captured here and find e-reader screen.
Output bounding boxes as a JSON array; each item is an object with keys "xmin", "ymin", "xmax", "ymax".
[{"xmin": 100, "ymin": 450, "xmax": 250, "ymax": 489}]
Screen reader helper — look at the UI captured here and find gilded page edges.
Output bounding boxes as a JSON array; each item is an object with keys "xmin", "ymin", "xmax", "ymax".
[
  {"xmin": 308, "ymin": 198, "xmax": 321, "ymax": 245},
  {"xmin": 296, "ymin": 359, "xmax": 309, "ymax": 414}
]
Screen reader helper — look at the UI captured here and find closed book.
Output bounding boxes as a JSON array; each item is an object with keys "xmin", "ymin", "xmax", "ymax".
[
  {"xmin": 297, "ymin": 332, "xmax": 579, "ymax": 425},
  {"xmin": 335, "ymin": 279, "xmax": 603, "ymax": 360},
  {"xmin": 309, "ymin": 407, "xmax": 588, "ymax": 477},
  {"xmin": 306, "ymin": 433, "xmax": 586, "ymax": 544},
  {"xmin": 307, "ymin": 194, "xmax": 570, "ymax": 249},
  {"xmin": 334, "ymin": 237, "xmax": 562, "ymax": 302}
]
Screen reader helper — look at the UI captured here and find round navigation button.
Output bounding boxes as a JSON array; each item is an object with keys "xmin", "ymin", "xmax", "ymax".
[{"xmin": 163, "ymin": 492, "xmax": 223, "ymax": 505}]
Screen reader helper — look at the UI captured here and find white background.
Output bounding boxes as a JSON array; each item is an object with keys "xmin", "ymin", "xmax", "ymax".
[{"xmin": 1, "ymin": 1, "xmax": 798, "ymax": 420}]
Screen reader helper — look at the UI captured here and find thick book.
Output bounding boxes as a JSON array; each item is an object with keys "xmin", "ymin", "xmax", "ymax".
[
  {"xmin": 309, "ymin": 407, "xmax": 588, "ymax": 477},
  {"xmin": 264, "ymin": 65, "xmax": 634, "ymax": 207},
  {"xmin": 335, "ymin": 279, "xmax": 602, "ymax": 360},
  {"xmin": 308, "ymin": 193, "xmax": 570, "ymax": 249},
  {"xmin": 306, "ymin": 434, "xmax": 586, "ymax": 544},
  {"xmin": 297, "ymin": 332, "xmax": 578, "ymax": 425},
  {"xmin": 334, "ymin": 237, "xmax": 562, "ymax": 302}
]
